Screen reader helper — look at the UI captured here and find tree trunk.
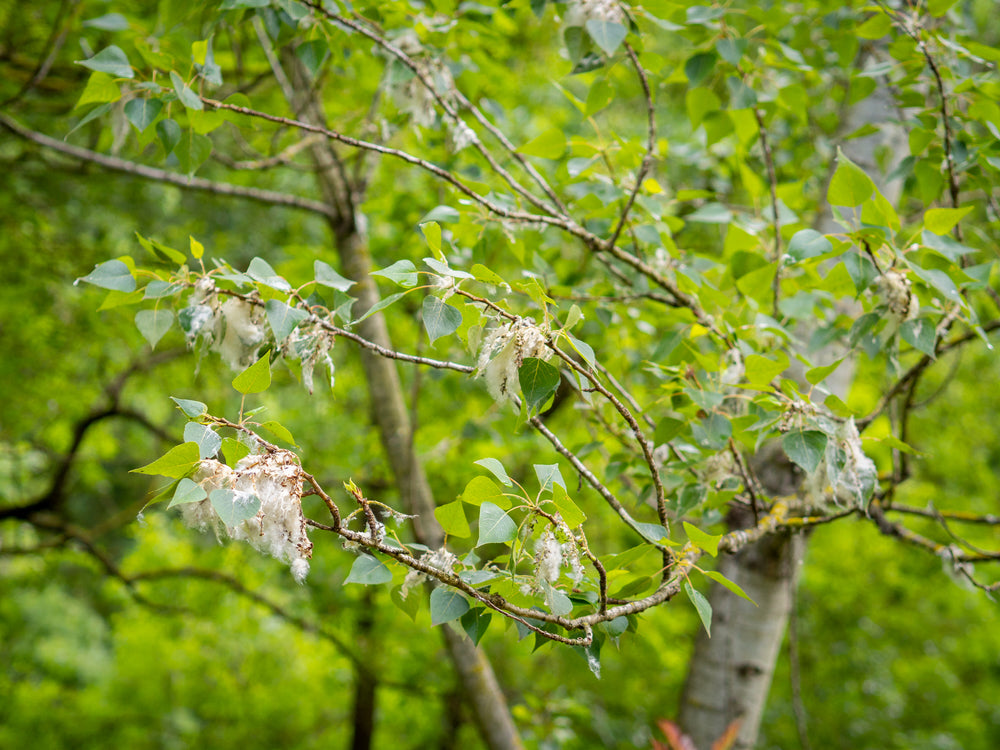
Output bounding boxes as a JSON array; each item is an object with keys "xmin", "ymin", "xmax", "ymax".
[
  {"xmin": 677, "ymin": 65, "xmax": 906, "ymax": 749},
  {"xmin": 282, "ymin": 56, "xmax": 525, "ymax": 750}
]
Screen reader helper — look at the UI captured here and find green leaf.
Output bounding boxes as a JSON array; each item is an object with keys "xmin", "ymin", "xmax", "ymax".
[
  {"xmin": 82, "ymin": 13, "xmax": 130, "ymax": 30},
  {"xmin": 220, "ymin": 0, "xmax": 271, "ymax": 8},
  {"xmin": 295, "ymin": 39, "xmax": 328, "ymax": 77},
  {"xmin": 924, "ymin": 206, "xmax": 973, "ymax": 236},
  {"xmin": 156, "ymin": 118, "xmax": 182, "ymax": 154},
  {"xmin": 685, "ymin": 52, "xmax": 717, "ymax": 86},
  {"xmin": 585, "ymin": 19, "xmax": 627, "ymax": 55},
  {"xmin": 344, "ymin": 555, "xmax": 393, "ymax": 585},
  {"xmin": 135, "ymin": 309, "xmax": 173, "ymax": 348},
  {"xmin": 314, "ymin": 260, "xmax": 355, "ymax": 292},
  {"xmin": 422, "ymin": 296, "xmax": 462, "ymax": 345},
  {"xmin": 787, "ymin": 229, "xmax": 832, "ymax": 262},
  {"xmin": 424, "ymin": 258, "xmax": 473, "ymax": 280},
  {"xmin": 167, "ymin": 478, "xmax": 208, "ymax": 509},
  {"xmin": 534, "ymin": 464, "xmax": 566, "ymax": 493},
  {"xmin": 687, "ymin": 203, "xmax": 732, "ymax": 224},
  {"xmin": 221, "ymin": 437, "xmax": 250, "ymax": 467},
  {"xmin": 259, "ymin": 421, "xmax": 296, "ymax": 446},
  {"xmin": 175, "ymin": 130, "xmax": 212, "ymax": 175},
  {"xmin": 462, "ymin": 476, "xmax": 510, "ymax": 509},
  {"xmin": 145, "ymin": 478, "xmax": 181, "ymax": 508},
  {"xmin": 171, "ymin": 397, "xmax": 207, "ymax": 418},
  {"xmin": 477, "ymin": 502, "xmax": 517, "ymax": 546},
  {"xmin": 542, "ymin": 580, "xmax": 573, "ymax": 616},
  {"xmin": 566, "ymin": 334, "xmax": 596, "ymax": 369},
  {"xmin": 518, "ymin": 358, "xmax": 560, "ymax": 414},
  {"xmin": 265, "ymin": 299, "xmax": 308, "ymax": 342},
  {"xmin": 170, "ymin": 70, "xmax": 203, "ymax": 110},
  {"xmin": 585, "ymin": 77, "xmax": 615, "ymax": 116},
  {"xmin": 372, "ymin": 259, "xmax": 418, "ymax": 288},
  {"xmin": 131, "ymin": 442, "xmax": 201, "ymax": 478},
  {"xmin": 461, "ymin": 608, "xmax": 491, "ymax": 645},
  {"xmin": 744, "ymin": 353, "xmax": 788, "ymax": 386},
  {"xmin": 635, "ymin": 522, "xmax": 670, "ymax": 544},
  {"xmin": 683, "ymin": 522, "xmax": 721, "ymax": 557},
  {"xmin": 857, "ymin": 13, "xmax": 892, "ymax": 39},
  {"xmin": 77, "ymin": 260, "xmax": 135, "ymax": 292},
  {"xmin": 905, "ymin": 261, "xmax": 961, "ymax": 304},
  {"xmin": 144, "ymin": 281, "xmax": 182, "ymax": 299},
  {"xmin": 685, "ymin": 582, "xmax": 713, "ymax": 637},
  {"xmin": 552, "ymin": 484, "xmax": 586, "ymax": 527},
  {"xmin": 844, "ymin": 252, "xmax": 877, "ymax": 294},
  {"xmin": 716, "ymin": 38, "xmax": 747, "ymax": 65},
  {"xmin": 430, "ymin": 588, "xmax": 470, "ymax": 626},
  {"xmin": 124, "ymin": 98, "xmax": 162, "ymax": 132},
  {"xmin": 247, "ymin": 257, "xmax": 291, "ymax": 291},
  {"xmin": 353, "ymin": 292, "xmax": 406, "ymax": 324},
  {"xmin": 701, "ymin": 569, "xmax": 757, "ymax": 605},
  {"xmin": 782, "ymin": 430, "xmax": 827, "ymax": 474},
  {"xmin": 77, "ymin": 46, "xmax": 134, "ymax": 78},
  {"xmin": 474, "ymin": 458, "xmax": 513, "ymax": 487},
  {"xmin": 434, "ymin": 500, "xmax": 471, "ymax": 538},
  {"xmin": 518, "ymin": 129, "xmax": 566, "ymax": 159},
  {"xmin": 828, "ymin": 148, "xmax": 875, "ymax": 207},
  {"xmin": 421, "ymin": 205, "xmax": 461, "ymax": 223},
  {"xmin": 900, "ymin": 318, "xmax": 936, "ymax": 358},
  {"xmin": 824, "ymin": 394, "xmax": 856, "ymax": 418},
  {"xmin": 805, "ymin": 358, "xmax": 844, "ymax": 385},
  {"xmin": 669, "ymin": 484, "xmax": 707, "ymax": 518},
  {"xmin": 189, "ymin": 236, "xmax": 204, "ymax": 259},
  {"xmin": 210, "ymin": 489, "xmax": 260, "ymax": 526},
  {"xmin": 75, "ymin": 73, "xmax": 121, "ymax": 108},
  {"xmin": 183, "ymin": 422, "xmax": 222, "ymax": 460},
  {"xmin": 654, "ymin": 417, "xmax": 685, "ymax": 444},
  {"xmin": 232, "ymin": 353, "xmax": 271, "ymax": 395},
  {"xmin": 421, "ymin": 221, "xmax": 442, "ymax": 257},
  {"xmin": 470, "ymin": 264, "xmax": 507, "ymax": 286},
  {"xmin": 876, "ymin": 434, "xmax": 921, "ymax": 455},
  {"xmin": 921, "ymin": 231, "xmax": 975, "ymax": 263}
]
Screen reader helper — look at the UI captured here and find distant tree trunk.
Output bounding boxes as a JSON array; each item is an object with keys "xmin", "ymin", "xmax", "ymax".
[
  {"xmin": 350, "ymin": 590, "xmax": 377, "ymax": 750},
  {"xmin": 677, "ymin": 61, "xmax": 906, "ymax": 749}
]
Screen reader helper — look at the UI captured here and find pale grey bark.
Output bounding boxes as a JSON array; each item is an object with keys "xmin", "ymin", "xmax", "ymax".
[{"xmin": 677, "ymin": 65, "xmax": 906, "ymax": 749}]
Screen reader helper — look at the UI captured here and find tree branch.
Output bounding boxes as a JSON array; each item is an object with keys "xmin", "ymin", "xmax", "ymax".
[{"xmin": 0, "ymin": 112, "xmax": 337, "ymax": 219}]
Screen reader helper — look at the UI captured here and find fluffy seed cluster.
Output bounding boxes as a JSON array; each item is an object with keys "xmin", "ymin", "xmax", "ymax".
[
  {"xmin": 283, "ymin": 328, "xmax": 334, "ymax": 395},
  {"xmin": 216, "ymin": 298, "xmax": 266, "ymax": 370},
  {"xmin": 180, "ymin": 281, "xmax": 266, "ymax": 371},
  {"xmin": 181, "ymin": 278, "xmax": 335, "ymax": 390},
  {"xmin": 877, "ymin": 269, "xmax": 918, "ymax": 322},
  {"xmin": 476, "ymin": 319, "xmax": 552, "ymax": 405},
  {"xmin": 804, "ymin": 418, "xmax": 878, "ymax": 508},
  {"xmin": 533, "ymin": 525, "xmax": 585, "ymax": 589},
  {"xmin": 568, "ymin": 0, "xmax": 626, "ymax": 24},
  {"xmin": 180, "ymin": 452, "xmax": 313, "ymax": 583},
  {"xmin": 390, "ymin": 32, "xmax": 457, "ymax": 129},
  {"xmin": 720, "ymin": 348, "xmax": 745, "ymax": 386},
  {"xmin": 703, "ymin": 451, "xmax": 736, "ymax": 488},
  {"xmin": 777, "ymin": 399, "xmax": 818, "ymax": 433},
  {"xmin": 399, "ymin": 547, "xmax": 459, "ymax": 599},
  {"xmin": 831, "ymin": 418, "xmax": 878, "ymax": 507}
]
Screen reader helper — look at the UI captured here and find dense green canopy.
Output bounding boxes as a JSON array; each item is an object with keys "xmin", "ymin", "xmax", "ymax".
[{"xmin": 2, "ymin": 1, "xmax": 998, "ymax": 748}]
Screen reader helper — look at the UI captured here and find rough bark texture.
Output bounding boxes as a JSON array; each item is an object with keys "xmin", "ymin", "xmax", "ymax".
[
  {"xmin": 677, "ymin": 473, "xmax": 807, "ymax": 750},
  {"xmin": 283, "ymin": 57, "xmax": 524, "ymax": 750},
  {"xmin": 677, "ymin": 68, "xmax": 906, "ymax": 749}
]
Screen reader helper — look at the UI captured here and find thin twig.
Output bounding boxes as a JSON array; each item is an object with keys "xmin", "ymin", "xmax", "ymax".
[{"xmin": 606, "ymin": 42, "xmax": 656, "ymax": 250}]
